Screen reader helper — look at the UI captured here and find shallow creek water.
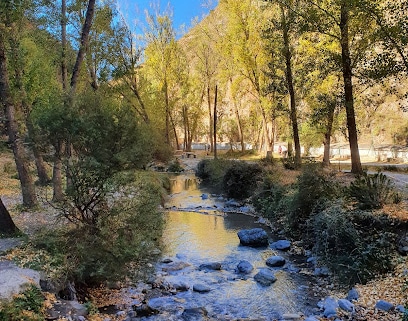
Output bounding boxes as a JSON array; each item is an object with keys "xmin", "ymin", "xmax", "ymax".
[{"xmin": 139, "ymin": 174, "xmax": 319, "ymax": 320}]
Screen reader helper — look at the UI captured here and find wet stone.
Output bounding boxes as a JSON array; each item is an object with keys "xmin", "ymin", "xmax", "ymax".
[
  {"xmin": 199, "ymin": 262, "xmax": 222, "ymax": 271},
  {"xmin": 236, "ymin": 260, "xmax": 254, "ymax": 274},
  {"xmin": 266, "ymin": 255, "xmax": 286, "ymax": 267},
  {"xmin": 193, "ymin": 284, "xmax": 211, "ymax": 293},
  {"xmin": 254, "ymin": 268, "xmax": 277, "ymax": 286},
  {"xmin": 237, "ymin": 228, "xmax": 269, "ymax": 247},
  {"xmin": 181, "ymin": 307, "xmax": 208, "ymax": 321},
  {"xmin": 270, "ymin": 240, "xmax": 291, "ymax": 251}
]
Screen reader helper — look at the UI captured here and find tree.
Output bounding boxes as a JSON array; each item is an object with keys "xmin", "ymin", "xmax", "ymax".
[
  {"xmin": 0, "ymin": 197, "xmax": 20, "ymax": 236},
  {"xmin": 0, "ymin": 1, "xmax": 38, "ymax": 207},
  {"xmin": 144, "ymin": 7, "xmax": 183, "ymax": 148},
  {"xmin": 278, "ymin": 2, "xmax": 301, "ymax": 167},
  {"xmin": 220, "ymin": 0, "xmax": 273, "ymax": 154},
  {"xmin": 275, "ymin": 0, "xmax": 369, "ymax": 173}
]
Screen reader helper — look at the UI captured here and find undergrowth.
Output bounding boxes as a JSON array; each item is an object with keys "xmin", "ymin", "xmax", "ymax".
[{"xmin": 0, "ymin": 285, "xmax": 45, "ymax": 321}]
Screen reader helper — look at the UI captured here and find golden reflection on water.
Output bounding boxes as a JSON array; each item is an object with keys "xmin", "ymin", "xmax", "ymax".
[
  {"xmin": 161, "ymin": 174, "xmax": 313, "ymax": 317},
  {"xmin": 163, "ymin": 211, "xmax": 239, "ymax": 259}
]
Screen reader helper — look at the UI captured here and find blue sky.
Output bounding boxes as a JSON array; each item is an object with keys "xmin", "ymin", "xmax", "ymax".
[{"xmin": 116, "ymin": 0, "xmax": 218, "ymax": 34}]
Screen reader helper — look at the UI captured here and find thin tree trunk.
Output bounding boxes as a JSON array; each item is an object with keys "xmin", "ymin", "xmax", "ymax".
[
  {"xmin": 323, "ymin": 102, "xmax": 335, "ymax": 167},
  {"xmin": 229, "ymin": 79, "xmax": 245, "ymax": 151},
  {"xmin": 260, "ymin": 106, "xmax": 270, "ymax": 154},
  {"xmin": 61, "ymin": 0, "xmax": 68, "ymax": 91},
  {"xmin": 207, "ymin": 85, "xmax": 214, "ymax": 152},
  {"xmin": 340, "ymin": 2, "xmax": 362, "ymax": 174},
  {"xmin": 0, "ymin": 32, "xmax": 37, "ymax": 208},
  {"xmin": 169, "ymin": 111, "xmax": 180, "ymax": 150},
  {"xmin": 281, "ymin": 5, "xmax": 301, "ymax": 168},
  {"xmin": 70, "ymin": 0, "xmax": 96, "ymax": 95},
  {"xmin": 164, "ymin": 80, "xmax": 170, "ymax": 145},
  {"xmin": 213, "ymin": 85, "xmax": 218, "ymax": 159},
  {"xmin": 26, "ymin": 119, "xmax": 50, "ymax": 185},
  {"xmin": 52, "ymin": 142, "xmax": 64, "ymax": 202},
  {"xmin": 0, "ymin": 197, "xmax": 20, "ymax": 235}
]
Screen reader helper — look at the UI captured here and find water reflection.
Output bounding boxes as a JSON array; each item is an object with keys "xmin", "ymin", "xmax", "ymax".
[{"xmin": 159, "ymin": 174, "xmax": 313, "ymax": 319}]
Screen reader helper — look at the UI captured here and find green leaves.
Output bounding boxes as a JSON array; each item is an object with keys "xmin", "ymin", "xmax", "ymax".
[{"xmin": 346, "ymin": 172, "xmax": 400, "ymax": 209}]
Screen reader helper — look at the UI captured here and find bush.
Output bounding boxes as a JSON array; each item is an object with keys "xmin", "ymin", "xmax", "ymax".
[
  {"xmin": 285, "ymin": 164, "xmax": 339, "ymax": 235},
  {"xmin": 310, "ymin": 201, "xmax": 397, "ymax": 285},
  {"xmin": 195, "ymin": 159, "xmax": 234, "ymax": 193},
  {"xmin": 167, "ymin": 159, "xmax": 184, "ymax": 173},
  {"xmin": 222, "ymin": 161, "xmax": 263, "ymax": 200},
  {"xmin": 281, "ymin": 156, "xmax": 299, "ymax": 170},
  {"xmin": 33, "ymin": 171, "xmax": 166, "ymax": 285},
  {"xmin": 252, "ymin": 174, "xmax": 286, "ymax": 220},
  {"xmin": 346, "ymin": 172, "xmax": 400, "ymax": 209},
  {"xmin": 0, "ymin": 284, "xmax": 45, "ymax": 321}
]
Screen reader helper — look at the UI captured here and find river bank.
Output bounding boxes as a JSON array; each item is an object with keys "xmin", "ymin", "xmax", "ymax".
[{"xmin": 1, "ymin": 151, "xmax": 408, "ymax": 320}]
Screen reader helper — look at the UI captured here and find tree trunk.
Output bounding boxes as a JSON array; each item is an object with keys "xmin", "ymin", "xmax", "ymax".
[
  {"xmin": 281, "ymin": 5, "xmax": 301, "ymax": 168},
  {"xmin": 169, "ymin": 111, "xmax": 180, "ymax": 150},
  {"xmin": 0, "ymin": 197, "xmax": 20, "ymax": 236},
  {"xmin": 70, "ymin": 0, "xmax": 96, "ymax": 95},
  {"xmin": 340, "ymin": 2, "xmax": 362, "ymax": 174},
  {"xmin": 213, "ymin": 85, "xmax": 218, "ymax": 159},
  {"xmin": 164, "ymin": 80, "xmax": 170, "ymax": 145},
  {"xmin": 207, "ymin": 85, "xmax": 214, "ymax": 153},
  {"xmin": 0, "ymin": 31, "xmax": 37, "ymax": 208},
  {"xmin": 228, "ymin": 79, "xmax": 245, "ymax": 151},
  {"xmin": 52, "ymin": 142, "xmax": 64, "ymax": 202},
  {"xmin": 323, "ymin": 101, "xmax": 335, "ymax": 167},
  {"xmin": 26, "ymin": 119, "xmax": 50, "ymax": 185},
  {"xmin": 61, "ymin": 0, "xmax": 68, "ymax": 91}
]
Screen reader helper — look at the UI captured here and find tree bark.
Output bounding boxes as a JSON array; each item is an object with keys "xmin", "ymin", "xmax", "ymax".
[
  {"xmin": 213, "ymin": 85, "xmax": 218, "ymax": 159},
  {"xmin": 323, "ymin": 102, "xmax": 335, "ymax": 167},
  {"xmin": 52, "ymin": 142, "xmax": 64, "ymax": 202},
  {"xmin": 164, "ymin": 79, "xmax": 171, "ymax": 145},
  {"xmin": 340, "ymin": 2, "xmax": 362, "ymax": 174},
  {"xmin": 281, "ymin": 5, "xmax": 301, "ymax": 168},
  {"xmin": 0, "ymin": 197, "xmax": 20, "ymax": 236},
  {"xmin": 70, "ymin": 0, "xmax": 96, "ymax": 95},
  {"xmin": 61, "ymin": 0, "xmax": 68, "ymax": 91},
  {"xmin": 0, "ymin": 30, "xmax": 37, "ymax": 208},
  {"xmin": 207, "ymin": 85, "xmax": 214, "ymax": 152}
]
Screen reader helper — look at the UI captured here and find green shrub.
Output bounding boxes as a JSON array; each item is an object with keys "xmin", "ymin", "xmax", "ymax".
[
  {"xmin": 252, "ymin": 174, "xmax": 286, "ymax": 220},
  {"xmin": 285, "ymin": 164, "xmax": 339, "ymax": 235},
  {"xmin": 167, "ymin": 159, "xmax": 184, "ymax": 173},
  {"xmin": 0, "ymin": 284, "xmax": 45, "ymax": 321},
  {"xmin": 281, "ymin": 156, "xmax": 298, "ymax": 170},
  {"xmin": 310, "ymin": 202, "xmax": 397, "ymax": 285},
  {"xmin": 195, "ymin": 159, "xmax": 234, "ymax": 193},
  {"xmin": 222, "ymin": 161, "xmax": 263, "ymax": 199},
  {"xmin": 346, "ymin": 172, "xmax": 400, "ymax": 209},
  {"xmin": 32, "ymin": 171, "xmax": 165, "ymax": 286}
]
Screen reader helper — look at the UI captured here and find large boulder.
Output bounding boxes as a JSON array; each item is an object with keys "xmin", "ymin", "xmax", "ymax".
[
  {"xmin": 0, "ymin": 260, "xmax": 41, "ymax": 301},
  {"xmin": 237, "ymin": 228, "xmax": 269, "ymax": 247}
]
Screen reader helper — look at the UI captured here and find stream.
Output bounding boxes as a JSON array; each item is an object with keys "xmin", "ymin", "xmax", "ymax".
[{"xmin": 130, "ymin": 174, "xmax": 321, "ymax": 321}]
